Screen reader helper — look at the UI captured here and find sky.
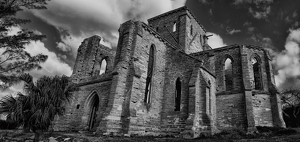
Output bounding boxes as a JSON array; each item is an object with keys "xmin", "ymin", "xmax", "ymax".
[{"xmin": 2, "ymin": 0, "xmax": 300, "ymax": 96}]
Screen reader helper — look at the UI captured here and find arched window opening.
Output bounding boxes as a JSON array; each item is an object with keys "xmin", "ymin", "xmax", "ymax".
[
  {"xmin": 173, "ymin": 22, "xmax": 177, "ymax": 32},
  {"xmin": 156, "ymin": 27, "xmax": 159, "ymax": 32},
  {"xmin": 144, "ymin": 45, "xmax": 155, "ymax": 104},
  {"xmin": 99, "ymin": 58, "xmax": 107, "ymax": 75},
  {"xmin": 190, "ymin": 25, "xmax": 193, "ymax": 35},
  {"xmin": 76, "ymin": 104, "xmax": 80, "ymax": 109},
  {"xmin": 175, "ymin": 78, "xmax": 181, "ymax": 111},
  {"xmin": 251, "ymin": 57, "xmax": 262, "ymax": 90},
  {"xmin": 88, "ymin": 93, "xmax": 99, "ymax": 130},
  {"xmin": 225, "ymin": 58, "xmax": 233, "ymax": 91}
]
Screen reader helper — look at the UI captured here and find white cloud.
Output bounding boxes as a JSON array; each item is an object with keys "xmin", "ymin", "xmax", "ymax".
[
  {"xmin": 206, "ymin": 32, "xmax": 227, "ymax": 48},
  {"xmin": 25, "ymin": 41, "xmax": 73, "ymax": 81},
  {"xmin": 30, "ymin": 0, "xmax": 186, "ymax": 57},
  {"xmin": 274, "ymin": 28, "xmax": 300, "ymax": 88}
]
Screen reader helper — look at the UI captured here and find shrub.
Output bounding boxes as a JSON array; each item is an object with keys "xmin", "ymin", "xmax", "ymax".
[
  {"xmin": 0, "ymin": 120, "xmax": 19, "ymax": 129},
  {"xmin": 256, "ymin": 126, "xmax": 298, "ymax": 136}
]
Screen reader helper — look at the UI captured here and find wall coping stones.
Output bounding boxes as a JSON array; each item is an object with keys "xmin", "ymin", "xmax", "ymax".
[
  {"xmin": 190, "ymin": 44, "xmax": 268, "ymax": 57},
  {"xmin": 77, "ymin": 73, "xmax": 113, "ymax": 87}
]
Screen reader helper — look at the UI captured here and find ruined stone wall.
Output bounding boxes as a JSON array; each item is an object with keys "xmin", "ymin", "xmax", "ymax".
[
  {"xmin": 191, "ymin": 45, "xmax": 283, "ymax": 130},
  {"xmin": 216, "ymin": 93, "xmax": 246, "ymax": 129},
  {"xmin": 252, "ymin": 94, "xmax": 273, "ymax": 126},
  {"xmin": 126, "ymin": 21, "xmax": 169, "ymax": 135},
  {"xmin": 97, "ymin": 20, "xmax": 217, "ymax": 136},
  {"xmin": 71, "ymin": 36, "xmax": 115, "ymax": 83},
  {"xmin": 54, "ymin": 35, "xmax": 115, "ymax": 132},
  {"xmin": 54, "ymin": 75, "xmax": 113, "ymax": 132},
  {"xmin": 160, "ymin": 48, "xmax": 196, "ymax": 135}
]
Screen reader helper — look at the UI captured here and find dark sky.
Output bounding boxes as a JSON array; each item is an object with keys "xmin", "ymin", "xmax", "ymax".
[
  {"xmin": 5, "ymin": 0, "xmax": 300, "ymax": 95},
  {"xmin": 187, "ymin": 0, "xmax": 299, "ymax": 51}
]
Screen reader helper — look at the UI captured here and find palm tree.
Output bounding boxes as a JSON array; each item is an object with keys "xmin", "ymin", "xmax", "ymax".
[
  {"xmin": 0, "ymin": 74, "xmax": 78, "ymax": 142},
  {"xmin": 0, "ymin": 93, "xmax": 30, "ymax": 130}
]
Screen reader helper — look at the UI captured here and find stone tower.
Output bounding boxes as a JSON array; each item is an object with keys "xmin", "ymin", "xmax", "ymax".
[{"xmin": 148, "ymin": 6, "xmax": 209, "ymax": 54}]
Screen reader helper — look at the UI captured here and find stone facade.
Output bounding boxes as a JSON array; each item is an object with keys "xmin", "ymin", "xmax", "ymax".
[{"xmin": 54, "ymin": 6, "xmax": 285, "ymax": 138}]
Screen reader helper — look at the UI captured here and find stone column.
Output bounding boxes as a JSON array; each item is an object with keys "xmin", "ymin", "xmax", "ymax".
[
  {"xmin": 264, "ymin": 51, "xmax": 285, "ymax": 128},
  {"xmin": 240, "ymin": 46, "xmax": 257, "ymax": 132},
  {"xmin": 97, "ymin": 21, "xmax": 137, "ymax": 135}
]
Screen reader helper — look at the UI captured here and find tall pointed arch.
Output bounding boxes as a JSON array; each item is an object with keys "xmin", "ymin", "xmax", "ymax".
[
  {"xmin": 144, "ymin": 44, "xmax": 155, "ymax": 103},
  {"xmin": 224, "ymin": 56, "xmax": 233, "ymax": 91},
  {"xmin": 99, "ymin": 58, "xmax": 107, "ymax": 75},
  {"xmin": 251, "ymin": 55, "xmax": 263, "ymax": 90}
]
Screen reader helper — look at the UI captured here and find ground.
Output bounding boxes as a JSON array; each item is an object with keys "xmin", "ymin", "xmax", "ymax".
[{"xmin": 1, "ymin": 128, "xmax": 300, "ymax": 142}]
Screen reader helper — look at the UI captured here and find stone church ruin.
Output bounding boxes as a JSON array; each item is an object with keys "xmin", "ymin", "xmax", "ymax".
[{"xmin": 54, "ymin": 6, "xmax": 286, "ymax": 138}]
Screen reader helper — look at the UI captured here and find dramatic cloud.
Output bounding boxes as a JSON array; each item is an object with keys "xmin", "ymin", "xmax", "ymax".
[
  {"xmin": 233, "ymin": 0, "xmax": 273, "ymax": 19},
  {"xmin": 206, "ymin": 32, "xmax": 227, "ymax": 48},
  {"xmin": 25, "ymin": 41, "xmax": 73, "ymax": 80},
  {"xmin": 1, "ymin": 27, "xmax": 73, "ymax": 98},
  {"xmin": 7, "ymin": 27, "xmax": 74, "ymax": 79},
  {"xmin": 30, "ymin": 0, "xmax": 187, "ymax": 57},
  {"xmin": 274, "ymin": 28, "xmax": 300, "ymax": 89}
]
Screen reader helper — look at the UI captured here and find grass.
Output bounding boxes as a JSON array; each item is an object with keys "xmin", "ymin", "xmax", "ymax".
[{"xmin": 0, "ymin": 127, "xmax": 300, "ymax": 142}]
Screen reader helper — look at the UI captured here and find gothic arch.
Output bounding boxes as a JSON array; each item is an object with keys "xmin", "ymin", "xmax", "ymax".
[
  {"xmin": 99, "ymin": 58, "xmax": 107, "ymax": 75},
  {"xmin": 250, "ymin": 53, "xmax": 262, "ymax": 64},
  {"xmin": 223, "ymin": 55, "xmax": 234, "ymax": 91},
  {"xmin": 250, "ymin": 53, "xmax": 263, "ymax": 90},
  {"xmin": 84, "ymin": 90, "xmax": 100, "ymax": 131},
  {"xmin": 144, "ymin": 44, "xmax": 156, "ymax": 104},
  {"xmin": 222, "ymin": 54, "xmax": 234, "ymax": 65}
]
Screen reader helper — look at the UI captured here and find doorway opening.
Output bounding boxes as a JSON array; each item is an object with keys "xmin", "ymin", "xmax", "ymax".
[{"xmin": 88, "ymin": 93, "xmax": 99, "ymax": 131}]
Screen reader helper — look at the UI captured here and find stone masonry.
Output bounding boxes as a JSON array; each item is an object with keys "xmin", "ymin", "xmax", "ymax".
[{"xmin": 54, "ymin": 6, "xmax": 286, "ymax": 138}]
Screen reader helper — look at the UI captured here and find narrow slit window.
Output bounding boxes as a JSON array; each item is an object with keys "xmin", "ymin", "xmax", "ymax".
[
  {"xmin": 144, "ymin": 45, "xmax": 155, "ymax": 103},
  {"xmin": 175, "ymin": 78, "xmax": 181, "ymax": 111},
  {"xmin": 173, "ymin": 22, "xmax": 177, "ymax": 32},
  {"xmin": 156, "ymin": 27, "xmax": 159, "ymax": 32},
  {"xmin": 99, "ymin": 59, "xmax": 107, "ymax": 75},
  {"xmin": 252, "ymin": 57, "xmax": 262, "ymax": 90},
  {"xmin": 225, "ymin": 58, "xmax": 233, "ymax": 90},
  {"xmin": 200, "ymin": 35, "xmax": 202, "ymax": 45},
  {"xmin": 190, "ymin": 25, "xmax": 193, "ymax": 35},
  {"xmin": 206, "ymin": 86, "xmax": 211, "ymax": 114}
]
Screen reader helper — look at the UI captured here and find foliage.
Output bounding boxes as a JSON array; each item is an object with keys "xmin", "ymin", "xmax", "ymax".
[
  {"xmin": 0, "ymin": 119, "xmax": 19, "ymax": 129},
  {"xmin": 256, "ymin": 126, "xmax": 298, "ymax": 135},
  {"xmin": 0, "ymin": 74, "xmax": 78, "ymax": 141},
  {"xmin": 0, "ymin": 0, "xmax": 50, "ymax": 89},
  {"xmin": 281, "ymin": 89, "xmax": 300, "ymax": 127}
]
